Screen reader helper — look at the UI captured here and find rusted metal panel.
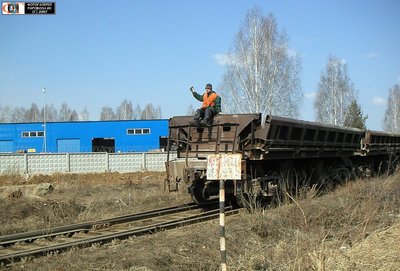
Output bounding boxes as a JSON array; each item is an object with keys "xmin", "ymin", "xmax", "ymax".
[
  {"xmin": 168, "ymin": 114, "xmax": 261, "ymax": 159},
  {"xmin": 362, "ymin": 130, "xmax": 400, "ymax": 154},
  {"xmin": 243, "ymin": 115, "xmax": 366, "ymax": 160}
]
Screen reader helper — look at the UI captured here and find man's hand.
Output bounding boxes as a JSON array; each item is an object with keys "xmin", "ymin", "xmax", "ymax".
[{"xmin": 190, "ymin": 86, "xmax": 194, "ymax": 93}]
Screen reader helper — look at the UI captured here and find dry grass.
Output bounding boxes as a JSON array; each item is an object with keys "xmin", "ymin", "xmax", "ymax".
[
  {"xmin": 0, "ymin": 172, "xmax": 189, "ymax": 235},
  {"xmin": 228, "ymin": 173, "xmax": 400, "ymax": 271},
  {"xmin": 1, "ymin": 172, "xmax": 400, "ymax": 270}
]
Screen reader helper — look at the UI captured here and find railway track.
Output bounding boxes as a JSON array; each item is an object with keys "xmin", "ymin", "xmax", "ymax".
[{"xmin": 0, "ymin": 202, "xmax": 240, "ymax": 266}]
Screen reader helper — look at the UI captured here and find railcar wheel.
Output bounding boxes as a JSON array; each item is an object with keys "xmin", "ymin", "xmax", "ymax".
[
  {"xmin": 335, "ymin": 166, "xmax": 351, "ymax": 183},
  {"xmin": 189, "ymin": 182, "xmax": 208, "ymax": 204}
]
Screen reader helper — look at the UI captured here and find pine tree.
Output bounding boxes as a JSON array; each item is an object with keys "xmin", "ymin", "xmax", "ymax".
[{"xmin": 343, "ymin": 100, "xmax": 367, "ymax": 129}]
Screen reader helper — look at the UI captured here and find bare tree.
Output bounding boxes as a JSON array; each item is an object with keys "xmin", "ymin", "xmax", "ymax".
[
  {"xmin": 132, "ymin": 104, "xmax": 142, "ymax": 120},
  {"xmin": 79, "ymin": 107, "xmax": 90, "ymax": 121},
  {"xmin": 0, "ymin": 105, "xmax": 4, "ymax": 122},
  {"xmin": 11, "ymin": 107, "xmax": 27, "ymax": 122},
  {"xmin": 314, "ymin": 55, "xmax": 357, "ymax": 126},
  {"xmin": 141, "ymin": 103, "xmax": 161, "ymax": 119},
  {"xmin": 156, "ymin": 105, "xmax": 162, "ymax": 119},
  {"xmin": 116, "ymin": 99, "xmax": 133, "ymax": 120},
  {"xmin": 0, "ymin": 103, "xmax": 80, "ymax": 123},
  {"xmin": 59, "ymin": 102, "xmax": 78, "ymax": 121},
  {"xmin": 383, "ymin": 84, "xmax": 400, "ymax": 132},
  {"xmin": 59, "ymin": 102, "xmax": 71, "ymax": 121},
  {"xmin": 44, "ymin": 104, "xmax": 59, "ymax": 122},
  {"xmin": 187, "ymin": 104, "xmax": 195, "ymax": 115},
  {"xmin": 100, "ymin": 106, "xmax": 116, "ymax": 120},
  {"xmin": 0, "ymin": 104, "xmax": 13, "ymax": 122},
  {"xmin": 25, "ymin": 103, "xmax": 41, "ymax": 122},
  {"xmin": 69, "ymin": 110, "xmax": 79, "ymax": 121},
  {"xmin": 220, "ymin": 8, "xmax": 302, "ymax": 118}
]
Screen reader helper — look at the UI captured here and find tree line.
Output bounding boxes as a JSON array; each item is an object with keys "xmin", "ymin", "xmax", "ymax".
[
  {"xmin": 219, "ymin": 7, "xmax": 398, "ymax": 132},
  {"xmin": 2, "ymin": 7, "xmax": 399, "ymax": 132},
  {"xmin": 0, "ymin": 100, "xmax": 161, "ymax": 123},
  {"xmin": 99, "ymin": 100, "xmax": 161, "ymax": 120}
]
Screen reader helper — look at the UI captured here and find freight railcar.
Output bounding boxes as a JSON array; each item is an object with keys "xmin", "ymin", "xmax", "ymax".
[{"xmin": 165, "ymin": 114, "xmax": 400, "ymax": 205}]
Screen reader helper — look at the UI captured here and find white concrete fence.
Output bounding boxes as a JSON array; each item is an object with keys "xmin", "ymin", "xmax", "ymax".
[{"xmin": 0, "ymin": 152, "xmax": 177, "ymax": 175}]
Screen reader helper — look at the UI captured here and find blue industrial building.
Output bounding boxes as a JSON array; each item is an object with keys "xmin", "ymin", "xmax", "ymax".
[{"xmin": 0, "ymin": 119, "xmax": 169, "ymax": 153}]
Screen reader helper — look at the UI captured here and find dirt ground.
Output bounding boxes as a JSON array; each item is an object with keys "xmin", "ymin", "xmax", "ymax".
[{"xmin": 1, "ymin": 172, "xmax": 400, "ymax": 271}]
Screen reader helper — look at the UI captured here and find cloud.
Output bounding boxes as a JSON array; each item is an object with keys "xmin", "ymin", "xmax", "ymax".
[
  {"xmin": 214, "ymin": 53, "xmax": 232, "ymax": 66},
  {"xmin": 305, "ymin": 92, "xmax": 316, "ymax": 99},
  {"xmin": 372, "ymin": 96, "xmax": 386, "ymax": 106},
  {"xmin": 365, "ymin": 53, "xmax": 379, "ymax": 59}
]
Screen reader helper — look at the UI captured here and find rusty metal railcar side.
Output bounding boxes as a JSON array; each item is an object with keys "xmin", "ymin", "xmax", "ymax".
[
  {"xmin": 165, "ymin": 114, "xmax": 400, "ymax": 205},
  {"xmin": 165, "ymin": 114, "xmax": 261, "ymax": 200},
  {"xmin": 362, "ymin": 130, "xmax": 400, "ymax": 154},
  {"xmin": 243, "ymin": 115, "xmax": 365, "ymax": 160}
]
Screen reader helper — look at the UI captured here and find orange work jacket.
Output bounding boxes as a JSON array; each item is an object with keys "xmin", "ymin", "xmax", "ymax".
[{"xmin": 202, "ymin": 92, "xmax": 218, "ymax": 109}]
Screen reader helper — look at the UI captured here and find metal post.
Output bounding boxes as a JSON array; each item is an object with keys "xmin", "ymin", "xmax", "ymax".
[
  {"xmin": 42, "ymin": 88, "xmax": 47, "ymax": 153},
  {"xmin": 220, "ymin": 179, "xmax": 227, "ymax": 271}
]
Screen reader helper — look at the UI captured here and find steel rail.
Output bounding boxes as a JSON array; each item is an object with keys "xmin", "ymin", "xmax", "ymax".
[
  {"xmin": 0, "ymin": 206, "xmax": 239, "ymax": 266},
  {"xmin": 0, "ymin": 202, "xmax": 214, "ymax": 247}
]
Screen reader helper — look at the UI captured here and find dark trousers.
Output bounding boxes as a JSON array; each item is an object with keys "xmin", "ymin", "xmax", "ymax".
[{"xmin": 194, "ymin": 107, "xmax": 216, "ymax": 125}]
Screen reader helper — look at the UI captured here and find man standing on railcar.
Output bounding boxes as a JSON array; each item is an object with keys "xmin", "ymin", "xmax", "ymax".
[{"xmin": 190, "ymin": 83, "xmax": 221, "ymax": 126}]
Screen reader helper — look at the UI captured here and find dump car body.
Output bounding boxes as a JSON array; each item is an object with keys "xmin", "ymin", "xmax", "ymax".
[
  {"xmin": 244, "ymin": 115, "xmax": 365, "ymax": 160},
  {"xmin": 165, "ymin": 113, "xmax": 400, "ymax": 204}
]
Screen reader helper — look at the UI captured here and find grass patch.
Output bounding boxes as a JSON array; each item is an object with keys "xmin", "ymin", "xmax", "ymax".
[
  {"xmin": 229, "ymin": 174, "xmax": 400, "ymax": 270},
  {"xmin": 2, "ymin": 172, "xmax": 399, "ymax": 270}
]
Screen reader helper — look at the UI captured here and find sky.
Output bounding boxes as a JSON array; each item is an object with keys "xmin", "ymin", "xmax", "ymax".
[{"xmin": 1, "ymin": 0, "xmax": 399, "ymax": 130}]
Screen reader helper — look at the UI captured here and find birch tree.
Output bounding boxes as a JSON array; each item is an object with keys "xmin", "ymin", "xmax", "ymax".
[
  {"xmin": 11, "ymin": 107, "xmax": 27, "ymax": 122},
  {"xmin": 79, "ymin": 107, "xmax": 90, "ymax": 121},
  {"xmin": 116, "ymin": 99, "xmax": 133, "ymax": 120},
  {"xmin": 132, "ymin": 104, "xmax": 142, "ymax": 120},
  {"xmin": 220, "ymin": 8, "xmax": 302, "ymax": 118},
  {"xmin": 59, "ymin": 102, "xmax": 78, "ymax": 121},
  {"xmin": 25, "ymin": 103, "xmax": 41, "ymax": 122},
  {"xmin": 69, "ymin": 110, "xmax": 79, "ymax": 121},
  {"xmin": 100, "ymin": 106, "xmax": 116, "ymax": 120},
  {"xmin": 141, "ymin": 103, "xmax": 161, "ymax": 119},
  {"xmin": 383, "ymin": 84, "xmax": 400, "ymax": 132},
  {"xmin": 43, "ymin": 104, "xmax": 59, "ymax": 122},
  {"xmin": 314, "ymin": 55, "xmax": 357, "ymax": 126},
  {"xmin": 187, "ymin": 104, "xmax": 195, "ymax": 115},
  {"xmin": 0, "ymin": 104, "xmax": 12, "ymax": 122}
]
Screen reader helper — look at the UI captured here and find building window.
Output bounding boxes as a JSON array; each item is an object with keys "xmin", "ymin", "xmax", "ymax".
[
  {"xmin": 21, "ymin": 131, "xmax": 45, "ymax": 138},
  {"xmin": 127, "ymin": 128, "xmax": 151, "ymax": 135}
]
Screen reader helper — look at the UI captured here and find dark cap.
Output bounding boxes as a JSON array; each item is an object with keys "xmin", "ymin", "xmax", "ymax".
[{"xmin": 205, "ymin": 83, "xmax": 212, "ymax": 89}]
